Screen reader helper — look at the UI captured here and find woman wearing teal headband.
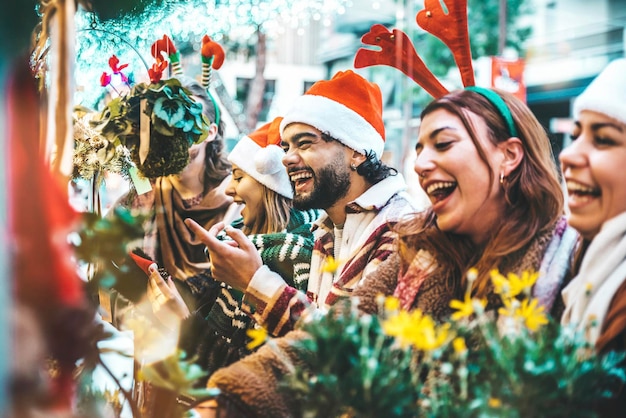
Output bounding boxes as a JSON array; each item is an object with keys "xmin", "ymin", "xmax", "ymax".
[{"xmin": 355, "ymin": 87, "xmax": 578, "ymax": 321}]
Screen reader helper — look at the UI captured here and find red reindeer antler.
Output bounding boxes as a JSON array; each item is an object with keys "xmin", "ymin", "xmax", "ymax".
[
  {"xmin": 416, "ymin": 0, "xmax": 475, "ymax": 87},
  {"xmin": 354, "ymin": 24, "xmax": 449, "ymax": 98}
]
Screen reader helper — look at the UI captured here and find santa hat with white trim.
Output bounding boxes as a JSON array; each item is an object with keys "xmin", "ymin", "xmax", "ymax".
[
  {"xmin": 280, "ymin": 70, "xmax": 386, "ymax": 158},
  {"xmin": 228, "ymin": 117, "xmax": 293, "ymax": 198},
  {"xmin": 574, "ymin": 58, "xmax": 626, "ymax": 126}
]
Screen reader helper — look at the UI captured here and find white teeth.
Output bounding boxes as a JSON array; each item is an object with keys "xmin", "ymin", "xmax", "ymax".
[
  {"xmin": 290, "ymin": 172, "xmax": 312, "ymax": 181},
  {"xmin": 426, "ymin": 181, "xmax": 455, "ymax": 195},
  {"xmin": 566, "ymin": 180, "xmax": 597, "ymax": 194}
]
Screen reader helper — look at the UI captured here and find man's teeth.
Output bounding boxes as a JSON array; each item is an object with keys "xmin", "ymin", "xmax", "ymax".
[
  {"xmin": 426, "ymin": 181, "xmax": 455, "ymax": 195},
  {"xmin": 290, "ymin": 172, "xmax": 312, "ymax": 181}
]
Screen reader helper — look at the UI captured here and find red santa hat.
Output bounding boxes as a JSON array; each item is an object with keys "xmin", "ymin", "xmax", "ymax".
[
  {"xmin": 280, "ymin": 70, "xmax": 386, "ymax": 158},
  {"xmin": 228, "ymin": 117, "xmax": 293, "ymax": 198}
]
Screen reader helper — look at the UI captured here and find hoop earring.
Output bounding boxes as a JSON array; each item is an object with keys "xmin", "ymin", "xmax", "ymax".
[
  {"xmin": 499, "ymin": 171, "xmax": 505, "ymax": 185},
  {"xmin": 350, "ymin": 163, "xmax": 357, "ymax": 171}
]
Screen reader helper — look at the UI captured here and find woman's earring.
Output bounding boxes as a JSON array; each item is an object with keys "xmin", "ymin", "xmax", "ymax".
[{"xmin": 499, "ymin": 171, "xmax": 505, "ymax": 185}]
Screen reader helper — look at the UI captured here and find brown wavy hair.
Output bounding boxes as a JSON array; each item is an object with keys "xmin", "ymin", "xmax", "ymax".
[
  {"xmin": 396, "ymin": 88, "xmax": 564, "ymax": 298},
  {"xmin": 182, "ymin": 78, "xmax": 232, "ymax": 194}
]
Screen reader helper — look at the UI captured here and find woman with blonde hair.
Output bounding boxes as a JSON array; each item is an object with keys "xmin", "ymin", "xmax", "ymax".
[{"xmin": 146, "ymin": 117, "xmax": 318, "ymax": 384}]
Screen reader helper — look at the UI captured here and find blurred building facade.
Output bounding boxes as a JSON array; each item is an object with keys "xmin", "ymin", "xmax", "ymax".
[{"xmin": 525, "ymin": 0, "xmax": 626, "ymax": 154}]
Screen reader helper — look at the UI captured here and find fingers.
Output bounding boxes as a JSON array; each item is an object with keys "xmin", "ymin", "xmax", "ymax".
[
  {"xmin": 222, "ymin": 225, "xmax": 255, "ymax": 252},
  {"xmin": 185, "ymin": 219, "xmax": 224, "ymax": 246},
  {"xmin": 147, "ymin": 275, "xmax": 168, "ymax": 308},
  {"xmin": 186, "ymin": 219, "xmax": 245, "ymax": 258}
]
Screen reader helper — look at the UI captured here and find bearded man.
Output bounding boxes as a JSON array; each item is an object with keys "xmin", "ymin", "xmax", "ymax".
[{"xmin": 187, "ymin": 70, "xmax": 418, "ymax": 337}]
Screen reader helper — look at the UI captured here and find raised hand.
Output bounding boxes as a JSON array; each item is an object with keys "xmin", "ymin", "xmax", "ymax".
[{"xmin": 184, "ymin": 220, "xmax": 262, "ymax": 292}]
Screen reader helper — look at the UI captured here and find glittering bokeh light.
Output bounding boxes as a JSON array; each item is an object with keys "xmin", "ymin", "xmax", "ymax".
[{"xmin": 74, "ymin": 0, "xmax": 352, "ymax": 109}]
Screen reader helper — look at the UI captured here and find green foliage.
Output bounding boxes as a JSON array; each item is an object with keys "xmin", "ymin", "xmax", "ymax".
[
  {"xmin": 139, "ymin": 350, "xmax": 221, "ymax": 402},
  {"xmin": 285, "ymin": 300, "xmax": 626, "ymax": 418},
  {"xmin": 73, "ymin": 106, "xmax": 134, "ymax": 181},
  {"xmin": 287, "ymin": 304, "xmax": 421, "ymax": 418},
  {"xmin": 73, "ymin": 206, "xmax": 148, "ymax": 301},
  {"xmin": 92, "ymin": 78, "xmax": 209, "ymax": 178}
]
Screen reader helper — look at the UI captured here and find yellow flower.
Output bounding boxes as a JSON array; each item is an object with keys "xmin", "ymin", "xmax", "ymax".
[
  {"xmin": 449, "ymin": 294, "xmax": 487, "ymax": 321},
  {"xmin": 515, "ymin": 298, "xmax": 548, "ymax": 332},
  {"xmin": 384, "ymin": 295, "xmax": 400, "ymax": 312},
  {"xmin": 450, "ymin": 294, "xmax": 474, "ymax": 320},
  {"xmin": 491, "ymin": 269, "xmax": 539, "ymax": 298},
  {"xmin": 452, "ymin": 337, "xmax": 467, "ymax": 354},
  {"xmin": 411, "ymin": 316, "xmax": 450, "ymax": 351},
  {"xmin": 322, "ymin": 256, "xmax": 341, "ymax": 273},
  {"xmin": 246, "ymin": 327, "xmax": 268, "ymax": 350},
  {"xmin": 507, "ymin": 270, "xmax": 539, "ymax": 297},
  {"xmin": 382, "ymin": 309, "xmax": 449, "ymax": 351},
  {"xmin": 382, "ymin": 310, "xmax": 421, "ymax": 348},
  {"xmin": 491, "ymin": 269, "xmax": 510, "ymax": 296},
  {"xmin": 488, "ymin": 397, "xmax": 502, "ymax": 408},
  {"xmin": 498, "ymin": 298, "xmax": 517, "ymax": 317}
]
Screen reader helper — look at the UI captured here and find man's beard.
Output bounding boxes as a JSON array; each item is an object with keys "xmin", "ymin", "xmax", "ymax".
[{"xmin": 293, "ymin": 154, "xmax": 351, "ymax": 211}]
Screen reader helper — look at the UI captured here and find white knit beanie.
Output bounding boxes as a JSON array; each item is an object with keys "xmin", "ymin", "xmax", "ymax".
[
  {"xmin": 228, "ymin": 117, "xmax": 293, "ymax": 199},
  {"xmin": 280, "ymin": 70, "xmax": 386, "ymax": 158},
  {"xmin": 573, "ymin": 58, "xmax": 626, "ymax": 126}
]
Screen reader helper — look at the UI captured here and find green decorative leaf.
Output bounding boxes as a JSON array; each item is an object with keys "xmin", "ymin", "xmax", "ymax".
[{"xmin": 153, "ymin": 97, "xmax": 185, "ymax": 126}]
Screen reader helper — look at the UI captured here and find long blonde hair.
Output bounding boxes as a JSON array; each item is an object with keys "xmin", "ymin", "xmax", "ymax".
[{"xmin": 242, "ymin": 184, "xmax": 292, "ymax": 235}]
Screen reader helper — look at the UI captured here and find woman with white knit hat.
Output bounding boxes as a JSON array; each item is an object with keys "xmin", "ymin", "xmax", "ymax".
[
  {"xmin": 147, "ymin": 117, "xmax": 319, "ymax": 387},
  {"xmin": 559, "ymin": 58, "xmax": 626, "ymax": 416}
]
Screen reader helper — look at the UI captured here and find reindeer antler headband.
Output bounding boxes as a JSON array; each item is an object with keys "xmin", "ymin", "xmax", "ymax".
[{"xmin": 354, "ymin": 0, "xmax": 518, "ymax": 137}]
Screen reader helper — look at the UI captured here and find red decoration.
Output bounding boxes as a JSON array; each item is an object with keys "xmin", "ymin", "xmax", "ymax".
[
  {"xmin": 108, "ymin": 54, "xmax": 129, "ymax": 74},
  {"xmin": 416, "ymin": 0, "xmax": 474, "ymax": 87},
  {"xmin": 354, "ymin": 0, "xmax": 478, "ymax": 99},
  {"xmin": 148, "ymin": 59, "xmax": 168, "ymax": 83},
  {"xmin": 151, "ymin": 34, "xmax": 177, "ymax": 61},
  {"xmin": 201, "ymin": 35, "xmax": 225, "ymax": 69},
  {"xmin": 129, "ymin": 251, "xmax": 155, "ymax": 276},
  {"xmin": 100, "ymin": 71, "xmax": 111, "ymax": 87},
  {"xmin": 354, "ymin": 24, "xmax": 448, "ymax": 99}
]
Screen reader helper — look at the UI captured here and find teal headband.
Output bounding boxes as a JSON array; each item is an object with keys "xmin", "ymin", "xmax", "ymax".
[
  {"xmin": 465, "ymin": 86, "xmax": 518, "ymax": 138},
  {"xmin": 207, "ymin": 90, "xmax": 221, "ymax": 127}
]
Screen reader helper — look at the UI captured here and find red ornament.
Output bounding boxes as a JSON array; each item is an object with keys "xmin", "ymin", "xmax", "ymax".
[
  {"xmin": 100, "ymin": 71, "xmax": 112, "ymax": 87},
  {"xmin": 108, "ymin": 54, "xmax": 129, "ymax": 74}
]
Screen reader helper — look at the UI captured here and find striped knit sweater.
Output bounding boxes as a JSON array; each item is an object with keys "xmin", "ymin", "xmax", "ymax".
[
  {"xmin": 179, "ymin": 208, "xmax": 319, "ymax": 381},
  {"xmin": 241, "ymin": 174, "xmax": 419, "ymax": 337}
]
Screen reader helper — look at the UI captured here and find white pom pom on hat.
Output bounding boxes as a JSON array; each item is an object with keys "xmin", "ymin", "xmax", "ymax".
[
  {"xmin": 573, "ymin": 58, "xmax": 626, "ymax": 126},
  {"xmin": 228, "ymin": 117, "xmax": 293, "ymax": 198},
  {"xmin": 255, "ymin": 144, "xmax": 285, "ymax": 175}
]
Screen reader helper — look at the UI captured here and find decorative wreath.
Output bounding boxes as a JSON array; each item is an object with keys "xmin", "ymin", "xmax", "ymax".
[{"xmin": 91, "ymin": 35, "xmax": 215, "ymax": 178}]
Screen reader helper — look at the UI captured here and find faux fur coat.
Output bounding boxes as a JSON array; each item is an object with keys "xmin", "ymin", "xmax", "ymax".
[{"xmin": 205, "ymin": 217, "xmax": 577, "ymax": 417}]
